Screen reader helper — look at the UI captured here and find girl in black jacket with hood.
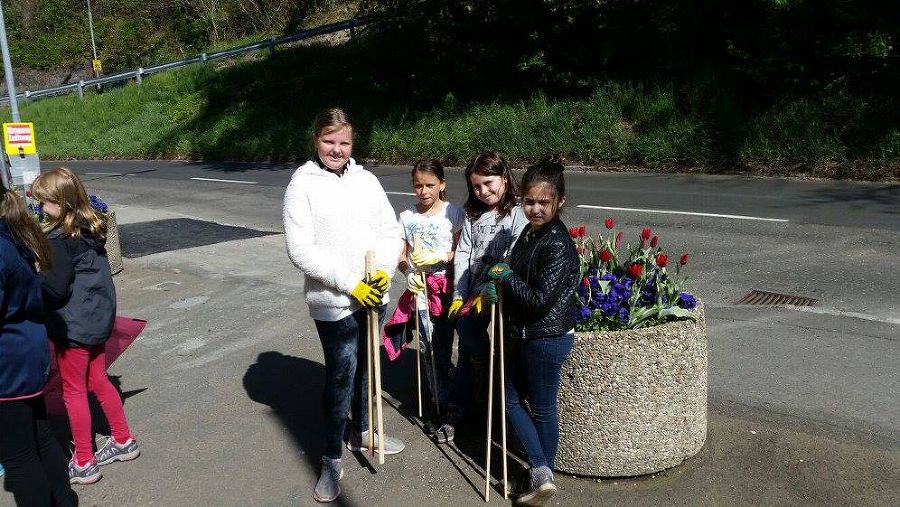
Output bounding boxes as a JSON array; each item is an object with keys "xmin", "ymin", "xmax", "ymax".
[
  {"xmin": 32, "ymin": 168, "xmax": 139, "ymax": 486},
  {"xmin": 485, "ymin": 158, "xmax": 579, "ymax": 506}
]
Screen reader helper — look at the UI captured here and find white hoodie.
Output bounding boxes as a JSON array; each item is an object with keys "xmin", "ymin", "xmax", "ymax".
[{"xmin": 283, "ymin": 158, "xmax": 403, "ymax": 321}]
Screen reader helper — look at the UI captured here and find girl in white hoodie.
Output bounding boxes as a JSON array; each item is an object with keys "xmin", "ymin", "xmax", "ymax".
[{"xmin": 283, "ymin": 108, "xmax": 404, "ymax": 503}]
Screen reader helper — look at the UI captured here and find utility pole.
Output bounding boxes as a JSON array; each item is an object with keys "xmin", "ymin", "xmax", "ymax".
[
  {"xmin": 87, "ymin": 0, "xmax": 99, "ymax": 77},
  {"xmin": 0, "ymin": 0, "xmax": 19, "ymax": 188}
]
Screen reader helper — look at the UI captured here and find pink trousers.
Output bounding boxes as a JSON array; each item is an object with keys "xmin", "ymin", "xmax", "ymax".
[{"xmin": 56, "ymin": 343, "xmax": 132, "ymax": 466}]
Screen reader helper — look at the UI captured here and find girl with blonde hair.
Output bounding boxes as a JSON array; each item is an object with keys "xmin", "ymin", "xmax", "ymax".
[{"xmin": 32, "ymin": 167, "xmax": 140, "ymax": 485}]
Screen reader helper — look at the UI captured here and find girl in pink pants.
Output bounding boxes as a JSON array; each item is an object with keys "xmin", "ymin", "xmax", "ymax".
[{"xmin": 33, "ymin": 167, "xmax": 140, "ymax": 485}]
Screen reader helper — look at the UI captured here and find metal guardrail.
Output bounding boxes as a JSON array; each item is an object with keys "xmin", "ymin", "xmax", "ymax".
[{"xmin": 0, "ymin": 16, "xmax": 372, "ymax": 105}]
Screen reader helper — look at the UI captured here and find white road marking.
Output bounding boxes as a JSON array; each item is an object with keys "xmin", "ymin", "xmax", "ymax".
[
  {"xmin": 86, "ymin": 172, "xmax": 124, "ymax": 175},
  {"xmin": 386, "ymin": 191, "xmax": 417, "ymax": 196},
  {"xmin": 576, "ymin": 204, "xmax": 788, "ymax": 222},
  {"xmin": 712, "ymin": 303, "xmax": 900, "ymax": 325},
  {"xmin": 791, "ymin": 306, "xmax": 900, "ymax": 325},
  {"xmin": 190, "ymin": 177, "xmax": 257, "ymax": 185}
]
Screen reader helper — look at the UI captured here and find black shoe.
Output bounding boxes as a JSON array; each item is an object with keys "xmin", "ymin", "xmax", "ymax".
[{"xmin": 430, "ymin": 422, "xmax": 455, "ymax": 444}]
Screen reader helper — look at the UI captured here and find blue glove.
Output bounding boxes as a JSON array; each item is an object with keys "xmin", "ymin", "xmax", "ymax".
[{"xmin": 487, "ymin": 263, "xmax": 513, "ymax": 281}]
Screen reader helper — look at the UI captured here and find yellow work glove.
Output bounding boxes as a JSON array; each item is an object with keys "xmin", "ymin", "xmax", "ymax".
[
  {"xmin": 351, "ymin": 280, "xmax": 384, "ymax": 308},
  {"xmin": 410, "ymin": 248, "xmax": 447, "ymax": 270},
  {"xmin": 447, "ymin": 299, "xmax": 464, "ymax": 318},
  {"xmin": 471, "ymin": 295, "xmax": 487, "ymax": 315},
  {"xmin": 406, "ymin": 272, "xmax": 426, "ymax": 294},
  {"xmin": 369, "ymin": 269, "xmax": 391, "ymax": 293}
]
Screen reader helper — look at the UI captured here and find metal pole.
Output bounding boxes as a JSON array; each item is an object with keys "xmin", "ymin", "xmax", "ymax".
[
  {"xmin": 87, "ymin": 0, "xmax": 98, "ymax": 61},
  {"xmin": 0, "ymin": 0, "xmax": 18, "ymax": 188},
  {"xmin": 0, "ymin": 0, "xmax": 21, "ymax": 122}
]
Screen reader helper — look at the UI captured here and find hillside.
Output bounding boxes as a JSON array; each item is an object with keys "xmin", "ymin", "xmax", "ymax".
[{"xmin": 3, "ymin": 1, "xmax": 897, "ymax": 180}]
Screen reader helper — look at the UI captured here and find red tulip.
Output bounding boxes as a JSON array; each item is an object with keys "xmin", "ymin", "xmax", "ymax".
[
  {"xmin": 628, "ymin": 263, "xmax": 643, "ymax": 279},
  {"xmin": 579, "ymin": 225, "xmax": 586, "ymax": 237},
  {"xmin": 569, "ymin": 227, "xmax": 578, "ymax": 238},
  {"xmin": 641, "ymin": 228, "xmax": 652, "ymax": 241},
  {"xmin": 680, "ymin": 253, "xmax": 690, "ymax": 266},
  {"xmin": 25, "ymin": 190, "xmax": 32, "ymax": 198},
  {"xmin": 599, "ymin": 249, "xmax": 612, "ymax": 263},
  {"xmin": 576, "ymin": 245, "xmax": 583, "ymax": 255},
  {"xmin": 655, "ymin": 253, "xmax": 668, "ymax": 267},
  {"xmin": 582, "ymin": 276, "xmax": 590, "ymax": 288},
  {"xmin": 650, "ymin": 235, "xmax": 658, "ymax": 248},
  {"xmin": 615, "ymin": 231, "xmax": 624, "ymax": 248},
  {"xmin": 604, "ymin": 218, "xmax": 615, "ymax": 230}
]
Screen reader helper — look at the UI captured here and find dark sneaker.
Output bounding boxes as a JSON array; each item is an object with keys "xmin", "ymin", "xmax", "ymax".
[
  {"xmin": 430, "ymin": 422, "xmax": 455, "ymax": 444},
  {"xmin": 95, "ymin": 437, "xmax": 141, "ymax": 466},
  {"xmin": 345, "ymin": 430, "xmax": 405, "ymax": 455},
  {"xmin": 515, "ymin": 466, "xmax": 557, "ymax": 506},
  {"xmin": 314, "ymin": 457, "xmax": 344, "ymax": 503},
  {"xmin": 68, "ymin": 458, "xmax": 102, "ymax": 485}
]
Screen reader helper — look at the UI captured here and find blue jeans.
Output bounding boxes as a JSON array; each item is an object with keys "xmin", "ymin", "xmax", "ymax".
[
  {"xmin": 414, "ymin": 310, "xmax": 454, "ymax": 412},
  {"xmin": 450, "ymin": 313, "xmax": 491, "ymax": 415},
  {"xmin": 505, "ymin": 332, "xmax": 575, "ymax": 469},
  {"xmin": 314, "ymin": 306, "xmax": 385, "ymax": 459}
]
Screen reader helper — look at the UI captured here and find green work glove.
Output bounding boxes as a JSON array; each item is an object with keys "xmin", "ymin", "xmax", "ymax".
[
  {"xmin": 369, "ymin": 269, "xmax": 391, "ymax": 293},
  {"xmin": 410, "ymin": 248, "xmax": 447, "ymax": 270},
  {"xmin": 351, "ymin": 280, "xmax": 384, "ymax": 308},
  {"xmin": 406, "ymin": 272, "xmax": 426, "ymax": 294},
  {"xmin": 487, "ymin": 262, "xmax": 513, "ymax": 281},
  {"xmin": 482, "ymin": 282, "xmax": 499, "ymax": 304},
  {"xmin": 447, "ymin": 299, "xmax": 464, "ymax": 318}
]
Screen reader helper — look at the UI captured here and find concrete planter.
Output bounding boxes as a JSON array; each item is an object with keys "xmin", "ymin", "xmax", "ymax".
[
  {"xmin": 104, "ymin": 210, "xmax": 124, "ymax": 275},
  {"xmin": 556, "ymin": 303, "xmax": 707, "ymax": 477}
]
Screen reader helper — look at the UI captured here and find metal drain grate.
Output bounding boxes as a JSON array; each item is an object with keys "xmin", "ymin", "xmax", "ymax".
[{"xmin": 736, "ymin": 290, "xmax": 818, "ymax": 306}]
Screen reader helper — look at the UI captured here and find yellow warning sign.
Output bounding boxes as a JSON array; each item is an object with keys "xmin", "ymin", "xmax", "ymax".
[
  {"xmin": 3, "ymin": 122, "xmax": 37, "ymax": 156},
  {"xmin": 92, "ymin": 59, "xmax": 102, "ymax": 73}
]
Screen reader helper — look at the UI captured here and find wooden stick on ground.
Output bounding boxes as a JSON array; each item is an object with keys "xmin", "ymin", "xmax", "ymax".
[
  {"xmin": 366, "ymin": 250, "xmax": 386, "ymax": 465},
  {"xmin": 414, "ymin": 293, "xmax": 423, "ymax": 418},
  {"xmin": 365, "ymin": 252, "xmax": 375, "ymax": 458},
  {"xmin": 412, "ymin": 236, "xmax": 423, "ymax": 418},
  {"xmin": 498, "ymin": 292, "xmax": 509, "ymax": 499},
  {"xmin": 484, "ymin": 299, "xmax": 496, "ymax": 502},
  {"xmin": 421, "ymin": 279, "xmax": 440, "ymax": 417}
]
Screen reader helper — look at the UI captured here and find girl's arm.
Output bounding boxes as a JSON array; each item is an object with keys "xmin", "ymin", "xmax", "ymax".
[
  {"xmin": 373, "ymin": 180, "xmax": 403, "ymax": 277},
  {"xmin": 446, "ymin": 230, "xmax": 461, "ymax": 264},
  {"xmin": 40, "ymin": 236, "xmax": 74, "ymax": 309},
  {"xmin": 397, "ymin": 240, "xmax": 411, "ymax": 274},
  {"xmin": 452, "ymin": 219, "xmax": 473, "ymax": 300},
  {"xmin": 283, "ymin": 178, "xmax": 359, "ymax": 294},
  {"xmin": 503, "ymin": 240, "xmax": 576, "ymax": 314}
]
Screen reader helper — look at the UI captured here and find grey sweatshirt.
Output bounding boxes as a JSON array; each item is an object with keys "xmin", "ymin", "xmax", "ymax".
[{"xmin": 452, "ymin": 206, "xmax": 527, "ymax": 301}]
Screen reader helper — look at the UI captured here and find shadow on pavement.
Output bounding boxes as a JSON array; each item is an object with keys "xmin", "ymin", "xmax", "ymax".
[{"xmin": 242, "ymin": 351, "xmax": 356, "ymax": 507}]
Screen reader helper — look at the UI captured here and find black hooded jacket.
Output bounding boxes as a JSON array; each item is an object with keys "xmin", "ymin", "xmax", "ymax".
[
  {"xmin": 40, "ymin": 226, "xmax": 116, "ymax": 346},
  {"xmin": 501, "ymin": 216, "xmax": 579, "ymax": 340}
]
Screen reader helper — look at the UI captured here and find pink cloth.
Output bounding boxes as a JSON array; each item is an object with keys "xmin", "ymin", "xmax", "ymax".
[
  {"xmin": 382, "ymin": 274, "xmax": 449, "ymax": 361},
  {"xmin": 56, "ymin": 343, "xmax": 133, "ymax": 466},
  {"xmin": 45, "ymin": 316, "xmax": 146, "ymax": 416}
]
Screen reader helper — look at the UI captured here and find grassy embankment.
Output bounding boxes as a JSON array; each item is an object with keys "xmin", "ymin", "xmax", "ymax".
[{"xmin": 7, "ymin": 34, "xmax": 897, "ymax": 180}]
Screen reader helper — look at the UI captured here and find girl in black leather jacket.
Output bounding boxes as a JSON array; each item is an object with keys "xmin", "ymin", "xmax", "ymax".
[{"xmin": 485, "ymin": 158, "xmax": 579, "ymax": 506}]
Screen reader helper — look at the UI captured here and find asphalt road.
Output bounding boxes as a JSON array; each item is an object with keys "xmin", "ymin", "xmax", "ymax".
[{"xmin": 4, "ymin": 160, "xmax": 894, "ymax": 506}]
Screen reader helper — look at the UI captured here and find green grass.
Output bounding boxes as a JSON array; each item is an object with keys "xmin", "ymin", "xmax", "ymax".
[{"xmin": 7, "ymin": 37, "xmax": 897, "ymax": 180}]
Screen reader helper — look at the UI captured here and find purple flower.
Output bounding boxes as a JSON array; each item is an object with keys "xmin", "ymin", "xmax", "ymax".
[
  {"xmin": 575, "ymin": 307, "xmax": 592, "ymax": 322},
  {"xmin": 678, "ymin": 292, "xmax": 697, "ymax": 310},
  {"xmin": 618, "ymin": 307, "xmax": 630, "ymax": 322}
]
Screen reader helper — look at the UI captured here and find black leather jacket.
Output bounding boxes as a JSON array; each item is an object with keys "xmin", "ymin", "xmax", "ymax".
[{"xmin": 501, "ymin": 217, "xmax": 579, "ymax": 340}]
